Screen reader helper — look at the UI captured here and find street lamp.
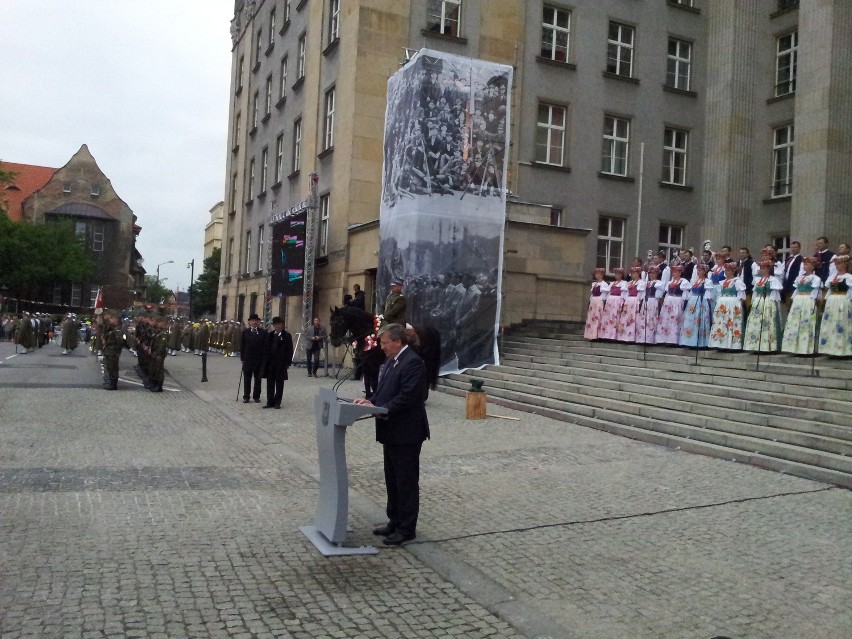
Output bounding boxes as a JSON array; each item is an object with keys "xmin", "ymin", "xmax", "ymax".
[
  {"xmin": 156, "ymin": 260, "xmax": 174, "ymax": 284},
  {"xmin": 187, "ymin": 259, "xmax": 195, "ymax": 319}
]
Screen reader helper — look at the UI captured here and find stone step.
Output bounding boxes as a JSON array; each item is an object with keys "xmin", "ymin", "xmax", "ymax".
[
  {"xmin": 439, "ymin": 382, "xmax": 852, "ymax": 489},
  {"xmin": 440, "ymin": 377, "xmax": 852, "ymax": 482},
  {"xmin": 446, "ymin": 371, "xmax": 852, "ymax": 458},
  {"xmin": 500, "ymin": 348, "xmax": 852, "ymax": 398},
  {"xmin": 468, "ymin": 365, "xmax": 852, "ymax": 436},
  {"xmin": 495, "ymin": 354, "xmax": 852, "ymax": 419}
]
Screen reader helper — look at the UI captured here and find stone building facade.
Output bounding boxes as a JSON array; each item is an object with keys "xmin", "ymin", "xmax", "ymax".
[{"xmin": 219, "ymin": 0, "xmax": 851, "ymax": 330}]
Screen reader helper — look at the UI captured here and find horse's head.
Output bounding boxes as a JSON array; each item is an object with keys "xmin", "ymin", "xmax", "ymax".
[{"xmin": 328, "ymin": 306, "xmax": 348, "ymax": 347}]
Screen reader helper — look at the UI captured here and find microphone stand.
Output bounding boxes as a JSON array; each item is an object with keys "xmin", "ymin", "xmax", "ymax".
[
  {"xmin": 754, "ymin": 287, "xmax": 769, "ymax": 371},
  {"xmin": 809, "ymin": 283, "xmax": 821, "ymax": 377},
  {"xmin": 694, "ymin": 287, "xmax": 705, "ymax": 367}
]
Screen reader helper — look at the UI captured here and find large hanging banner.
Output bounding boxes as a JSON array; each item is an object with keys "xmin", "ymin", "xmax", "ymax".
[
  {"xmin": 270, "ymin": 210, "xmax": 307, "ymax": 297},
  {"xmin": 378, "ymin": 49, "xmax": 512, "ymax": 374}
]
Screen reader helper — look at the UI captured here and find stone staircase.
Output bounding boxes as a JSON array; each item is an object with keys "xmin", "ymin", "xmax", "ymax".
[{"xmin": 440, "ymin": 320, "xmax": 852, "ymax": 488}]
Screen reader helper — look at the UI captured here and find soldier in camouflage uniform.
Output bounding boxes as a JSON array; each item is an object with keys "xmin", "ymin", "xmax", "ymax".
[
  {"xmin": 147, "ymin": 316, "xmax": 170, "ymax": 392},
  {"xmin": 101, "ymin": 313, "xmax": 124, "ymax": 390}
]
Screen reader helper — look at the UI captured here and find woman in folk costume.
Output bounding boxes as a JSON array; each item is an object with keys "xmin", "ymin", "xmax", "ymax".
[
  {"xmin": 598, "ymin": 267, "xmax": 627, "ymax": 340},
  {"xmin": 635, "ymin": 265, "xmax": 663, "ymax": 344},
  {"xmin": 818, "ymin": 254, "xmax": 852, "ymax": 357},
  {"xmin": 709, "ymin": 261, "xmax": 747, "ymax": 350},
  {"xmin": 616, "ymin": 266, "xmax": 645, "ymax": 341},
  {"xmin": 781, "ymin": 256, "xmax": 823, "ymax": 355},
  {"xmin": 655, "ymin": 263, "xmax": 690, "ymax": 344},
  {"xmin": 679, "ymin": 262, "xmax": 714, "ymax": 348},
  {"xmin": 583, "ymin": 268, "xmax": 610, "ymax": 340},
  {"xmin": 827, "ymin": 242, "xmax": 849, "ymax": 281},
  {"xmin": 743, "ymin": 259, "xmax": 783, "ymax": 352},
  {"xmin": 708, "ymin": 254, "xmax": 727, "ymax": 313}
]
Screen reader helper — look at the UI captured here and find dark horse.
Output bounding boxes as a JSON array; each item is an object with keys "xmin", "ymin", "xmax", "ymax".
[{"xmin": 329, "ymin": 305, "xmax": 441, "ymax": 397}]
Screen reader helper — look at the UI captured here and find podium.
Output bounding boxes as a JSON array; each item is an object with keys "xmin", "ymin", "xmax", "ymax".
[{"xmin": 299, "ymin": 387, "xmax": 388, "ymax": 556}]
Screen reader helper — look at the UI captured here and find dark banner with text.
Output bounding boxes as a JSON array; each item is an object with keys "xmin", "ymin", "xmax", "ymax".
[{"xmin": 270, "ymin": 210, "xmax": 307, "ymax": 297}]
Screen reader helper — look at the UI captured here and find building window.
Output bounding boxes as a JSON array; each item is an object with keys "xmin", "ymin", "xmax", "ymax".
[
  {"xmin": 275, "ymin": 134, "xmax": 284, "ymax": 183},
  {"xmin": 776, "ymin": 31, "xmax": 798, "ymax": 97},
  {"xmin": 237, "ymin": 294, "xmax": 245, "ymax": 323},
  {"xmin": 426, "ymin": 0, "xmax": 461, "ymax": 37},
  {"xmin": 319, "ymin": 193, "xmax": 330, "ymax": 257},
  {"xmin": 601, "ymin": 115, "xmax": 630, "ymax": 176},
  {"xmin": 248, "ymin": 158, "xmax": 256, "ymax": 200},
  {"xmin": 279, "ymin": 56, "xmax": 288, "ymax": 100},
  {"xmin": 541, "ymin": 5, "xmax": 570, "ymax": 62},
  {"xmin": 662, "ymin": 128, "xmax": 688, "ymax": 186},
  {"xmin": 773, "ymin": 235, "xmax": 791, "ymax": 262},
  {"xmin": 90, "ymin": 285, "xmax": 100, "ymax": 308},
  {"xmin": 233, "ymin": 112, "xmax": 241, "ymax": 148},
  {"xmin": 535, "ymin": 102, "xmax": 566, "ymax": 166},
  {"xmin": 772, "ymin": 124, "xmax": 794, "ymax": 197},
  {"xmin": 328, "ymin": 0, "xmax": 340, "ymax": 42},
  {"xmin": 229, "ymin": 172, "xmax": 238, "ymax": 212},
  {"xmin": 671, "ymin": 0, "xmax": 695, "ymax": 6},
  {"xmin": 220, "ymin": 295, "xmax": 228, "ymax": 321},
  {"xmin": 666, "ymin": 38, "xmax": 692, "ymax": 91},
  {"xmin": 252, "ymin": 91, "xmax": 259, "ymax": 129},
  {"xmin": 92, "ymin": 222, "xmax": 105, "ymax": 252},
  {"xmin": 255, "ymin": 28, "xmax": 263, "ymax": 66},
  {"xmin": 71, "ymin": 283, "xmax": 81, "ymax": 307},
  {"xmin": 606, "ymin": 22, "xmax": 634, "ymax": 78},
  {"xmin": 658, "ymin": 224, "xmax": 684, "ymax": 263},
  {"xmin": 550, "ymin": 208, "xmax": 563, "ymax": 227},
  {"xmin": 249, "ymin": 292, "xmax": 258, "ymax": 318},
  {"xmin": 323, "ymin": 87, "xmax": 335, "ymax": 150},
  {"xmin": 257, "ymin": 225, "xmax": 265, "ymax": 272},
  {"xmin": 269, "ymin": 8, "xmax": 276, "ymax": 46},
  {"xmin": 75, "ymin": 220, "xmax": 86, "ymax": 237},
  {"xmin": 260, "ymin": 148, "xmax": 268, "ymax": 192},
  {"xmin": 265, "ymin": 76, "xmax": 273, "ymax": 115},
  {"xmin": 245, "ymin": 230, "xmax": 252, "ymax": 274},
  {"xmin": 292, "ymin": 118, "xmax": 302, "ymax": 172},
  {"xmin": 597, "ymin": 217, "xmax": 625, "ymax": 274},
  {"xmin": 236, "ymin": 54, "xmax": 244, "ymax": 92},
  {"xmin": 297, "ymin": 33, "xmax": 306, "ymax": 80},
  {"xmin": 285, "ymin": 0, "xmax": 291, "ymax": 23},
  {"xmin": 227, "ymin": 238, "xmax": 234, "ymax": 275},
  {"xmin": 53, "ymin": 283, "xmax": 62, "ymax": 304}
]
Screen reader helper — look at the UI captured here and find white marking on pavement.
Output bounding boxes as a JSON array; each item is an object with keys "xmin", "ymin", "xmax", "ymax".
[{"xmin": 118, "ymin": 377, "xmax": 181, "ymax": 392}]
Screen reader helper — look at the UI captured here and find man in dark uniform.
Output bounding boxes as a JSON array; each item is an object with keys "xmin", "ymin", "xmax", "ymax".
[
  {"xmin": 353, "ymin": 323, "xmax": 429, "ymax": 546},
  {"xmin": 305, "ymin": 316, "xmax": 327, "ymax": 377},
  {"xmin": 351, "ymin": 284, "xmax": 366, "ymax": 310},
  {"xmin": 382, "ymin": 278, "xmax": 407, "ymax": 326},
  {"xmin": 240, "ymin": 313, "xmax": 267, "ymax": 403},
  {"xmin": 101, "ymin": 312, "xmax": 124, "ymax": 390},
  {"xmin": 261, "ymin": 316, "xmax": 293, "ymax": 409}
]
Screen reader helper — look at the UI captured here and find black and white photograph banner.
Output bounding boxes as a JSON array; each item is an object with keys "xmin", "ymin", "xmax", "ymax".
[{"xmin": 377, "ymin": 48, "xmax": 512, "ymax": 374}]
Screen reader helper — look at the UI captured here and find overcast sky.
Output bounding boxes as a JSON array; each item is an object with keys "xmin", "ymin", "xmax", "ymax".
[{"xmin": 0, "ymin": 0, "xmax": 233, "ymax": 292}]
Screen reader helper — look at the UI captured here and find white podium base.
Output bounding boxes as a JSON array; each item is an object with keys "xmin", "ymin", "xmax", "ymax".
[{"xmin": 299, "ymin": 525, "xmax": 379, "ymax": 556}]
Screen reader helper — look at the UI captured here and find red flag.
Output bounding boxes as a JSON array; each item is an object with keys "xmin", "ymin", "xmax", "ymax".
[{"xmin": 94, "ymin": 288, "xmax": 104, "ymax": 314}]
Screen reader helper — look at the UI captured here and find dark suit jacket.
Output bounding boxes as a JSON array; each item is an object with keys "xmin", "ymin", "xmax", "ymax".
[
  {"xmin": 367, "ymin": 346, "xmax": 429, "ymax": 446},
  {"xmin": 262, "ymin": 330, "xmax": 294, "ymax": 379},
  {"xmin": 240, "ymin": 327, "xmax": 268, "ymax": 370},
  {"xmin": 783, "ymin": 254, "xmax": 802, "ymax": 293},
  {"xmin": 739, "ymin": 258, "xmax": 755, "ymax": 292},
  {"xmin": 814, "ymin": 250, "xmax": 835, "ymax": 282}
]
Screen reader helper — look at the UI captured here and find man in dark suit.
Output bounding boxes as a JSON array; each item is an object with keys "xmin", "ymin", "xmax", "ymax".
[
  {"xmin": 813, "ymin": 236, "xmax": 835, "ymax": 283},
  {"xmin": 262, "ymin": 316, "xmax": 294, "ymax": 408},
  {"xmin": 782, "ymin": 240, "xmax": 803, "ymax": 303},
  {"xmin": 353, "ymin": 323, "xmax": 429, "ymax": 546},
  {"xmin": 240, "ymin": 313, "xmax": 267, "ymax": 403}
]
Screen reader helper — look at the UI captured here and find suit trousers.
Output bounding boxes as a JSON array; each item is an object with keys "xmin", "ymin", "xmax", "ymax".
[
  {"xmin": 266, "ymin": 375, "xmax": 285, "ymax": 407},
  {"xmin": 383, "ymin": 442, "xmax": 423, "ymax": 535},
  {"xmin": 307, "ymin": 348, "xmax": 321, "ymax": 375},
  {"xmin": 243, "ymin": 366, "xmax": 262, "ymax": 400}
]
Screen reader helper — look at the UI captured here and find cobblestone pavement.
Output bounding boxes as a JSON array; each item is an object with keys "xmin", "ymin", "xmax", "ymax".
[{"xmin": 0, "ymin": 340, "xmax": 849, "ymax": 639}]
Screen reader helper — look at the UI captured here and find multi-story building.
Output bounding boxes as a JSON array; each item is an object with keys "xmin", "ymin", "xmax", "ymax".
[
  {"xmin": 204, "ymin": 201, "xmax": 225, "ymax": 260},
  {"xmin": 219, "ymin": 0, "xmax": 851, "ymax": 329}
]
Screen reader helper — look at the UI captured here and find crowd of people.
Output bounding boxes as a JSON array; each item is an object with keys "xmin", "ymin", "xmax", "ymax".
[{"xmin": 584, "ymin": 237, "xmax": 851, "ymax": 358}]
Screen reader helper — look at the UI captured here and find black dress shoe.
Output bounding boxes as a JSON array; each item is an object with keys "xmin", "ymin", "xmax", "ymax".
[
  {"xmin": 242, "ymin": 398, "xmax": 250, "ymax": 403},
  {"xmin": 383, "ymin": 532, "xmax": 415, "ymax": 546},
  {"xmin": 273, "ymin": 405, "xmax": 281, "ymax": 409},
  {"xmin": 262, "ymin": 404, "xmax": 274, "ymax": 409},
  {"xmin": 253, "ymin": 398, "xmax": 261, "ymax": 403},
  {"xmin": 372, "ymin": 524, "xmax": 395, "ymax": 536}
]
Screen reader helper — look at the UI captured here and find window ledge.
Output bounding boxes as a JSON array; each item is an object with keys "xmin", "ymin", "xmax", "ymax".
[
  {"xmin": 245, "ymin": 199, "xmax": 254, "ymax": 206},
  {"xmin": 232, "ymin": 144, "xmax": 240, "ymax": 154},
  {"xmin": 764, "ymin": 195, "xmax": 792, "ymax": 204},
  {"xmin": 276, "ymin": 95, "xmax": 286, "ymax": 109},
  {"xmin": 265, "ymin": 43, "xmax": 274, "ymax": 56},
  {"xmin": 315, "ymin": 255, "xmax": 329, "ymax": 266},
  {"xmin": 420, "ymin": 29, "xmax": 467, "ymax": 45},
  {"xmin": 224, "ymin": 276, "xmax": 232, "ymax": 283},
  {"xmin": 666, "ymin": 1, "xmax": 701, "ymax": 14},
  {"xmin": 235, "ymin": 85, "xmax": 243, "ymax": 97},
  {"xmin": 271, "ymin": 181, "xmax": 283, "ymax": 191},
  {"xmin": 767, "ymin": 92, "xmax": 795, "ymax": 105},
  {"xmin": 228, "ymin": 210, "xmax": 236, "ymax": 217},
  {"xmin": 317, "ymin": 146, "xmax": 334, "ymax": 160},
  {"xmin": 261, "ymin": 113, "xmax": 271, "ymax": 124},
  {"xmin": 252, "ymin": 61, "xmax": 261, "ymax": 73},
  {"xmin": 770, "ymin": 5, "xmax": 798, "ymax": 20},
  {"xmin": 253, "ymin": 270, "xmax": 263, "ymax": 276},
  {"xmin": 603, "ymin": 71, "xmax": 639, "ymax": 85},
  {"xmin": 296, "ymin": 0, "xmax": 308, "ymax": 11},
  {"xmin": 257, "ymin": 191, "xmax": 267, "ymax": 200},
  {"xmin": 288, "ymin": 170, "xmax": 301, "ymax": 181},
  {"xmin": 663, "ymin": 85, "xmax": 697, "ymax": 98},
  {"xmin": 659, "ymin": 181, "xmax": 694, "ymax": 192},
  {"xmin": 249, "ymin": 126, "xmax": 258, "ymax": 137},
  {"xmin": 279, "ymin": 20, "xmax": 291, "ymax": 36},
  {"xmin": 323, "ymin": 38, "xmax": 340, "ymax": 57},
  {"xmin": 292, "ymin": 76, "xmax": 305, "ymax": 91},
  {"xmin": 535, "ymin": 56, "xmax": 577, "ymax": 71},
  {"xmin": 530, "ymin": 161, "xmax": 571, "ymax": 173},
  {"xmin": 598, "ymin": 172, "xmax": 635, "ymax": 183}
]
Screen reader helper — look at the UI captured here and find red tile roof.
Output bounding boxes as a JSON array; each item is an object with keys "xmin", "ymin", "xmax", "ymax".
[{"xmin": 1, "ymin": 161, "xmax": 58, "ymax": 221}]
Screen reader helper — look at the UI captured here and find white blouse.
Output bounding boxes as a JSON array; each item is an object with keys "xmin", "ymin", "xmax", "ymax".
[{"xmin": 791, "ymin": 273, "xmax": 823, "ymax": 301}]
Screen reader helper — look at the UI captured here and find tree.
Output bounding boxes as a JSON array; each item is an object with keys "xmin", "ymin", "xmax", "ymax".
[
  {"xmin": 0, "ymin": 211, "xmax": 94, "ymax": 304},
  {"xmin": 191, "ymin": 247, "xmax": 221, "ymax": 318},
  {"xmin": 143, "ymin": 275, "xmax": 172, "ymax": 304}
]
